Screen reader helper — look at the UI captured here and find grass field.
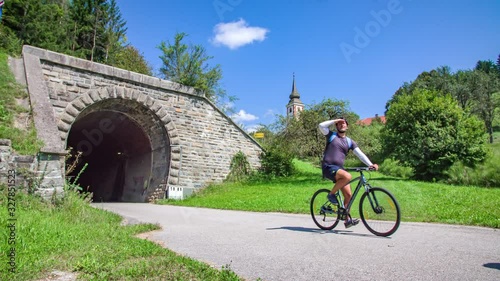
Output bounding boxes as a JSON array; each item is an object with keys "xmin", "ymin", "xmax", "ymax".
[{"xmin": 158, "ymin": 160, "xmax": 500, "ymax": 229}]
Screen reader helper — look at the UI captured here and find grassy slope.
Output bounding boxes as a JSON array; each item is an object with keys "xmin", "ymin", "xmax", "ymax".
[{"xmin": 0, "ymin": 52, "xmax": 42, "ymax": 154}]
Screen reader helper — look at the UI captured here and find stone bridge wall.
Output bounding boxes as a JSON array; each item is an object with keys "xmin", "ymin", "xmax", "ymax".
[{"xmin": 12, "ymin": 46, "xmax": 263, "ymax": 201}]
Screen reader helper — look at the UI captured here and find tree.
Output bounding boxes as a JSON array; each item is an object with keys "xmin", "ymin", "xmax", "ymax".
[
  {"xmin": 382, "ymin": 88, "xmax": 487, "ymax": 180},
  {"xmin": 352, "ymin": 121, "xmax": 384, "ymax": 164},
  {"xmin": 102, "ymin": 0, "xmax": 127, "ymax": 64},
  {"xmin": 1, "ymin": 0, "xmax": 152, "ymax": 77},
  {"xmin": 157, "ymin": 32, "xmax": 235, "ymax": 111},
  {"xmin": 385, "ymin": 67, "xmax": 456, "ymax": 114},
  {"xmin": 475, "ymin": 60, "xmax": 497, "ymax": 74},
  {"xmin": 112, "ymin": 45, "xmax": 152, "ymax": 75},
  {"xmin": 469, "ymin": 69, "xmax": 500, "ymax": 143},
  {"xmin": 451, "ymin": 70, "xmax": 474, "ymax": 110},
  {"xmin": 69, "ymin": 0, "xmax": 109, "ymax": 62},
  {"xmin": 385, "ymin": 64, "xmax": 499, "ymax": 144},
  {"xmin": 1, "ymin": 0, "xmax": 74, "ymax": 55}
]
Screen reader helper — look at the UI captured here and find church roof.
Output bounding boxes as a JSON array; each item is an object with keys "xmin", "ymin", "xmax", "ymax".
[
  {"xmin": 357, "ymin": 115, "xmax": 386, "ymax": 125},
  {"xmin": 289, "ymin": 73, "xmax": 301, "ymax": 100}
]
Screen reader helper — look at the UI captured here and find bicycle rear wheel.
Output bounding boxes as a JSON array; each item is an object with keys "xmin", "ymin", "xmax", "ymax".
[
  {"xmin": 310, "ymin": 189, "xmax": 341, "ymax": 230},
  {"xmin": 359, "ymin": 187, "xmax": 400, "ymax": 237}
]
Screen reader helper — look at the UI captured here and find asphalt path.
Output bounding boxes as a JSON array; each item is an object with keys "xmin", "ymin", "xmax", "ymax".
[{"xmin": 93, "ymin": 203, "xmax": 500, "ymax": 281}]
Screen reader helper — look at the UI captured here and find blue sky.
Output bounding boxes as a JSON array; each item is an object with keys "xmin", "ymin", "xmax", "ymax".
[{"xmin": 117, "ymin": 0, "xmax": 500, "ymax": 131}]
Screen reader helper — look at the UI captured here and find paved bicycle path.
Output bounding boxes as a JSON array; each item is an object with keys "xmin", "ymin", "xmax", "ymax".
[{"xmin": 93, "ymin": 203, "xmax": 500, "ymax": 281}]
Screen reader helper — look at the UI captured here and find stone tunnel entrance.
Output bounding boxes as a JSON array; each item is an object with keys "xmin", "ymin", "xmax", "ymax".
[{"xmin": 65, "ymin": 98, "xmax": 171, "ymax": 202}]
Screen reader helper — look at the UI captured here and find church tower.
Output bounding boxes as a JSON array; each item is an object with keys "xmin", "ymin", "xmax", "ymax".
[{"xmin": 286, "ymin": 73, "xmax": 304, "ymax": 118}]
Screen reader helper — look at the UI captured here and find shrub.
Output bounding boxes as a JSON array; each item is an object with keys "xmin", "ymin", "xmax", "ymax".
[
  {"xmin": 445, "ymin": 146, "xmax": 500, "ymax": 187},
  {"xmin": 258, "ymin": 148, "xmax": 295, "ymax": 178},
  {"xmin": 0, "ymin": 25, "xmax": 22, "ymax": 55},
  {"xmin": 378, "ymin": 158, "xmax": 414, "ymax": 179},
  {"xmin": 226, "ymin": 151, "xmax": 251, "ymax": 182},
  {"xmin": 382, "ymin": 88, "xmax": 487, "ymax": 180}
]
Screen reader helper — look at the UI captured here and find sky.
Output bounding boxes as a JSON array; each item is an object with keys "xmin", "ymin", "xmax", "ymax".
[{"xmin": 116, "ymin": 0, "xmax": 500, "ymax": 132}]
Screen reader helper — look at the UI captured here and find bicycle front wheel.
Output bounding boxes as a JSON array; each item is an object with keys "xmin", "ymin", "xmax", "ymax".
[
  {"xmin": 310, "ymin": 189, "xmax": 341, "ymax": 230},
  {"xmin": 359, "ymin": 187, "xmax": 400, "ymax": 237}
]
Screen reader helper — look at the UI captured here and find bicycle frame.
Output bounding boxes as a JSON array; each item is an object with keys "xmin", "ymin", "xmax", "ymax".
[{"xmin": 336, "ymin": 168, "xmax": 372, "ymax": 215}]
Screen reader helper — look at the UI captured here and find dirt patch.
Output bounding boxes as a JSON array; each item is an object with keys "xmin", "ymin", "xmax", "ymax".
[
  {"xmin": 35, "ymin": 270, "xmax": 78, "ymax": 281},
  {"xmin": 135, "ymin": 229, "xmax": 166, "ymax": 248}
]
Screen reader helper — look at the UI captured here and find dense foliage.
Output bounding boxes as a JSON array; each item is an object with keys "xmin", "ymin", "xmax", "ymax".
[
  {"xmin": 382, "ymin": 88, "xmax": 487, "ymax": 180},
  {"xmin": 0, "ymin": 0, "xmax": 151, "ymax": 74},
  {"xmin": 1, "ymin": 0, "xmax": 230, "ymax": 109},
  {"xmin": 386, "ymin": 60, "xmax": 500, "ymax": 143}
]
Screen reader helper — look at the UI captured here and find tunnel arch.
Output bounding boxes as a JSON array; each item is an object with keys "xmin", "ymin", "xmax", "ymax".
[{"xmin": 58, "ymin": 87, "xmax": 180, "ymax": 202}]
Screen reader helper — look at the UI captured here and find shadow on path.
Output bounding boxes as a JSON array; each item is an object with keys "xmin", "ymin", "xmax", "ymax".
[
  {"xmin": 266, "ymin": 226, "xmax": 390, "ymax": 239},
  {"xmin": 483, "ymin": 263, "xmax": 500, "ymax": 270}
]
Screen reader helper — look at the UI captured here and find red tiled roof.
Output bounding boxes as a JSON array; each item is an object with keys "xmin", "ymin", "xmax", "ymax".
[{"xmin": 357, "ymin": 116, "xmax": 386, "ymax": 126}]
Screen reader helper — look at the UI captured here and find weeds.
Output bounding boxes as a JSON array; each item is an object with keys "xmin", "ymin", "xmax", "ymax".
[{"xmin": 0, "ymin": 52, "xmax": 42, "ymax": 154}]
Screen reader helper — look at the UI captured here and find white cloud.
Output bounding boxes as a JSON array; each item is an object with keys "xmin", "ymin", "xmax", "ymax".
[
  {"xmin": 245, "ymin": 124, "xmax": 262, "ymax": 133},
  {"xmin": 211, "ymin": 19, "xmax": 269, "ymax": 50},
  {"xmin": 264, "ymin": 109, "xmax": 276, "ymax": 118},
  {"xmin": 231, "ymin": 109, "xmax": 258, "ymax": 123}
]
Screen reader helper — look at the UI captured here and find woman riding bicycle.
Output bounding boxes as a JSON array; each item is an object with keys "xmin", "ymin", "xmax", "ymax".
[{"xmin": 319, "ymin": 117, "xmax": 379, "ymax": 228}]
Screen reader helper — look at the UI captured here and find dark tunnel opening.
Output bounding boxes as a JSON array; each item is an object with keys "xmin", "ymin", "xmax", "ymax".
[{"xmin": 66, "ymin": 110, "xmax": 152, "ymax": 202}]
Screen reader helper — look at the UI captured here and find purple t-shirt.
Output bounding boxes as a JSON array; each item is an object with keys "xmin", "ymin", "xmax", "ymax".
[{"xmin": 322, "ymin": 131, "xmax": 358, "ymax": 166}]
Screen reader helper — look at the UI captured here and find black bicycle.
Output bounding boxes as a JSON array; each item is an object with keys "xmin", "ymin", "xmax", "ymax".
[{"xmin": 310, "ymin": 167, "xmax": 400, "ymax": 237}]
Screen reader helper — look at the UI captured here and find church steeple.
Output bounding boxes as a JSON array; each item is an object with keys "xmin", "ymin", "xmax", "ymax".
[
  {"xmin": 286, "ymin": 73, "xmax": 304, "ymax": 118},
  {"xmin": 290, "ymin": 73, "xmax": 300, "ymax": 99}
]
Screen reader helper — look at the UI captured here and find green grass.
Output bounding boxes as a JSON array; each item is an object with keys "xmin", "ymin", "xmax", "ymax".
[
  {"xmin": 0, "ymin": 188, "xmax": 242, "ymax": 281},
  {"xmin": 159, "ymin": 159, "xmax": 500, "ymax": 229},
  {"xmin": 0, "ymin": 52, "xmax": 43, "ymax": 155}
]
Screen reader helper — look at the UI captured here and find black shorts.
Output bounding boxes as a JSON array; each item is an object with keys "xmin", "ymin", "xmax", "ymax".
[{"xmin": 322, "ymin": 164, "xmax": 343, "ymax": 182}]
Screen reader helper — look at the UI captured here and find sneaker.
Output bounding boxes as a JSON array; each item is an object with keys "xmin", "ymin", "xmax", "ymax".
[
  {"xmin": 327, "ymin": 193, "xmax": 338, "ymax": 205},
  {"xmin": 344, "ymin": 218, "xmax": 360, "ymax": 229}
]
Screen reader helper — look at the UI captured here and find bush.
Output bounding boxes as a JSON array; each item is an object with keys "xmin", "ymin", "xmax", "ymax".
[
  {"xmin": 226, "ymin": 151, "xmax": 251, "ymax": 182},
  {"xmin": 382, "ymin": 88, "xmax": 487, "ymax": 181},
  {"xmin": 379, "ymin": 158, "xmax": 414, "ymax": 179},
  {"xmin": 0, "ymin": 25, "xmax": 22, "ymax": 55},
  {"xmin": 258, "ymin": 148, "xmax": 295, "ymax": 178},
  {"xmin": 445, "ymin": 145, "xmax": 500, "ymax": 187}
]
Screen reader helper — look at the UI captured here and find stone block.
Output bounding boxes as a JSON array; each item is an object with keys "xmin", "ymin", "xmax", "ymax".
[
  {"xmin": 76, "ymin": 82, "xmax": 91, "ymax": 89},
  {"xmin": 89, "ymin": 90, "xmax": 101, "ymax": 102},
  {"xmin": 65, "ymin": 104, "xmax": 80, "ymax": 117},
  {"xmin": 81, "ymin": 93, "xmax": 93, "ymax": 105},
  {"xmin": 98, "ymin": 88, "xmax": 110, "ymax": 99}
]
